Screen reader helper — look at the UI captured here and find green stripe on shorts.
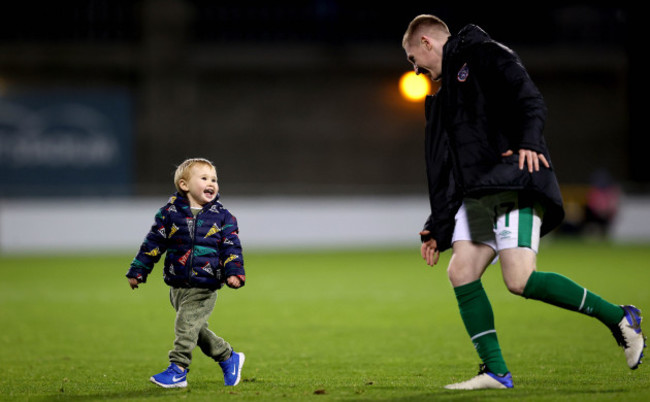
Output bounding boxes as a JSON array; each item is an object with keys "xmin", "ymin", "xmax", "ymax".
[{"xmin": 518, "ymin": 197, "xmax": 533, "ymax": 248}]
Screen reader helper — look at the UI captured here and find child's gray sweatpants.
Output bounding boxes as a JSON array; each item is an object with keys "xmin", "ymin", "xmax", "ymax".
[{"xmin": 168, "ymin": 287, "xmax": 232, "ymax": 368}]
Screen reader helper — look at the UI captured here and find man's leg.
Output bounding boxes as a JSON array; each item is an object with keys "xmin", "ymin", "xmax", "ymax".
[
  {"xmin": 498, "ymin": 192, "xmax": 645, "ymax": 370},
  {"xmin": 510, "ymin": 260, "xmax": 624, "ymax": 325},
  {"xmin": 446, "ymin": 241, "xmax": 513, "ymax": 386},
  {"xmin": 440, "ymin": 199, "xmax": 515, "ymax": 389},
  {"xmin": 502, "ymin": 247, "xmax": 645, "ymax": 369},
  {"xmin": 497, "ymin": 192, "xmax": 622, "ymax": 324}
]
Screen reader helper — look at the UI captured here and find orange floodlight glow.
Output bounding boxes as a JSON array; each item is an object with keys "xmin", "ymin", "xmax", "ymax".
[{"xmin": 399, "ymin": 71, "xmax": 430, "ymax": 102}]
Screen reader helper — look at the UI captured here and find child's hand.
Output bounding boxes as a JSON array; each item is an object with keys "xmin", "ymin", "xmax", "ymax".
[
  {"xmin": 128, "ymin": 277, "xmax": 140, "ymax": 290},
  {"xmin": 226, "ymin": 275, "xmax": 242, "ymax": 289}
]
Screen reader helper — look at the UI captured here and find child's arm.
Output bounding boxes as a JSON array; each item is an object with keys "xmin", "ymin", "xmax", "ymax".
[
  {"xmin": 219, "ymin": 211, "xmax": 246, "ymax": 288},
  {"xmin": 126, "ymin": 207, "xmax": 169, "ymax": 289}
]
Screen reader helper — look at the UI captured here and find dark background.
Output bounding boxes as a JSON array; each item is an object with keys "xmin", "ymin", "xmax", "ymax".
[{"xmin": 0, "ymin": 1, "xmax": 645, "ymax": 197}]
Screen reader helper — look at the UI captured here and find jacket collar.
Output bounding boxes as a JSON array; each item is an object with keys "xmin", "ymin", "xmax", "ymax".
[{"xmin": 168, "ymin": 192, "xmax": 220, "ymax": 211}]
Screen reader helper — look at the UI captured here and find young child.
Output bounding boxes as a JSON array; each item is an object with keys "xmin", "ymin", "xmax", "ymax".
[{"xmin": 126, "ymin": 157, "xmax": 246, "ymax": 388}]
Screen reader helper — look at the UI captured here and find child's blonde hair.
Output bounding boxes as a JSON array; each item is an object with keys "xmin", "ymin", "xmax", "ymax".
[{"xmin": 173, "ymin": 157, "xmax": 217, "ymax": 194}]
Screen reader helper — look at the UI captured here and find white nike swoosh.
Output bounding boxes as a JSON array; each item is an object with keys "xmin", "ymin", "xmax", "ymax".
[
  {"xmin": 173, "ymin": 375, "xmax": 185, "ymax": 382},
  {"xmin": 232, "ymin": 365, "xmax": 237, "ymax": 375}
]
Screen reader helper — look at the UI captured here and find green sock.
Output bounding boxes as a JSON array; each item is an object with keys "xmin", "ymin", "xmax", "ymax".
[
  {"xmin": 522, "ymin": 271, "xmax": 624, "ymax": 326},
  {"xmin": 454, "ymin": 279, "xmax": 509, "ymax": 375}
]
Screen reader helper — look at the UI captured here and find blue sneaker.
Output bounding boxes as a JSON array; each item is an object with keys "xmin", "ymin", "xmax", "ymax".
[
  {"xmin": 218, "ymin": 351, "xmax": 245, "ymax": 386},
  {"xmin": 150, "ymin": 363, "xmax": 188, "ymax": 388},
  {"xmin": 610, "ymin": 305, "xmax": 646, "ymax": 369},
  {"xmin": 444, "ymin": 364, "xmax": 513, "ymax": 390}
]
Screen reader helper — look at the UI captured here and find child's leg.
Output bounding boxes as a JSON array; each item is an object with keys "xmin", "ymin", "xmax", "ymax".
[
  {"xmin": 198, "ymin": 323, "xmax": 232, "ymax": 362},
  {"xmin": 169, "ymin": 287, "xmax": 218, "ymax": 368}
]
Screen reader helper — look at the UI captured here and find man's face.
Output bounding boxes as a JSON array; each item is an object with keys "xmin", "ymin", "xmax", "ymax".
[{"xmin": 404, "ymin": 36, "xmax": 443, "ymax": 81}]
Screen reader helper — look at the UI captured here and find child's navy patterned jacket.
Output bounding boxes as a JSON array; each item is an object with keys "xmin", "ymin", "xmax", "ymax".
[{"xmin": 126, "ymin": 192, "xmax": 245, "ymax": 290}]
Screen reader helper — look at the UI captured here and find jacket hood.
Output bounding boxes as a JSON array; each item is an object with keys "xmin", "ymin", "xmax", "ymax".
[{"xmin": 449, "ymin": 24, "xmax": 492, "ymax": 53}]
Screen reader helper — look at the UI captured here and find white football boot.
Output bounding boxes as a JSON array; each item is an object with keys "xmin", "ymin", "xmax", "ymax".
[
  {"xmin": 444, "ymin": 364, "xmax": 513, "ymax": 390},
  {"xmin": 610, "ymin": 305, "xmax": 646, "ymax": 369}
]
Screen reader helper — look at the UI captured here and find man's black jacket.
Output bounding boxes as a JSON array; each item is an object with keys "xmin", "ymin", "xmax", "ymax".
[{"xmin": 422, "ymin": 24, "xmax": 565, "ymax": 251}]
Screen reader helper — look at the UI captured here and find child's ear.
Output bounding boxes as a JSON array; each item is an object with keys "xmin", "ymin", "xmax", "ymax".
[{"xmin": 178, "ymin": 179, "xmax": 189, "ymax": 192}]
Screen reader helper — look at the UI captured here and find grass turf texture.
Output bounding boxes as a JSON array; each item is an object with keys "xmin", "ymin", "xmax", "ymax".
[{"xmin": 1, "ymin": 240, "xmax": 649, "ymax": 401}]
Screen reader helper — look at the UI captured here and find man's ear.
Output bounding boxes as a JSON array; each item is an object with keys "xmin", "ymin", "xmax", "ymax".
[{"xmin": 420, "ymin": 35, "xmax": 433, "ymax": 50}]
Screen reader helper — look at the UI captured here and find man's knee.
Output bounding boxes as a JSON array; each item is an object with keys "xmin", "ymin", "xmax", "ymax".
[
  {"xmin": 447, "ymin": 244, "xmax": 494, "ymax": 287},
  {"xmin": 499, "ymin": 248, "xmax": 536, "ymax": 295},
  {"xmin": 447, "ymin": 263, "xmax": 472, "ymax": 287},
  {"xmin": 504, "ymin": 278, "xmax": 528, "ymax": 295}
]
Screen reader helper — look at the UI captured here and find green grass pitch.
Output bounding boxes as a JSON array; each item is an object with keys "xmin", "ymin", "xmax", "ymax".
[{"xmin": 1, "ymin": 239, "xmax": 649, "ymax": 401}]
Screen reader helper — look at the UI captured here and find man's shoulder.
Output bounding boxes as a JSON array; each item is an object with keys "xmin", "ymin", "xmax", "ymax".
[
  {"xmin": 463, "ymin": 40, "xmax": 520, "ymax": 75},
  {"xmin": 469, "ymin": 39, "xmax": 516, "ymax": 60}
]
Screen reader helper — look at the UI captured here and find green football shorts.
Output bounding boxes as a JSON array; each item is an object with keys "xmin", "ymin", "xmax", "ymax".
[{"xmin": 452, "ymin": 191, "xmax": 544, "ymax": 261}]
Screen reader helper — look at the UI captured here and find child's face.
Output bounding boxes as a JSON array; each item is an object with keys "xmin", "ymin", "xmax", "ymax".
[{"xmin": 179, "ymin": 164, "xmax": 219, "ymax": 208}]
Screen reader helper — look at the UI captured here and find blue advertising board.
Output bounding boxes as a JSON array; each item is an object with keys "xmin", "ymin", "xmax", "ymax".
[{"xmin": 0, "ymin": 88, "xmax": 132, "ymax": 197}]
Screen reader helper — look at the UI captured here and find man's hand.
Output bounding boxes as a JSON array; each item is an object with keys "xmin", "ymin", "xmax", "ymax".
[
  {"xmin": 419, "ymin": 230, "xmax": 440, "ymax": 266},
  {"xmin": 502, "ymin": 149, "xmax": 549, "ymax": 173}
]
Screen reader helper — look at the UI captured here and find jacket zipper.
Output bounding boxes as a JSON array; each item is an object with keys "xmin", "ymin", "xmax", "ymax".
[{"xmin": 187, "ymin": 211, "xmax": 199, "ymax": 285}]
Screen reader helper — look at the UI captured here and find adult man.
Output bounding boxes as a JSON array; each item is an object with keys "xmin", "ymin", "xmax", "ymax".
[{"xmin": 402, "ymin": 14, "xmax": 645, "ymax": 390}]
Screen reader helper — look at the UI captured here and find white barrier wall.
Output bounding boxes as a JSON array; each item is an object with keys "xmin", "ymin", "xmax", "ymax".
[
  {"xmin": 0, "ymin": 196, "xmax": 430, "ymax": 254},
  {"xmin": 610, "ymin": 196, "xmax": 650, "ymax": 242},
  {"xmin": 1, "ymin": 195, "xmax": 649, "ymax": 254}
]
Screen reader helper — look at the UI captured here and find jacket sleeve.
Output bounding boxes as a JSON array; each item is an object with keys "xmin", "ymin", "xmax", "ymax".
[
  {"xmin": 125, "ymin": 207, "xmax": 169, "ymax": 283},
  {"xmin": 478, "ymin": 42, "xmax": 548, "ymax": 154},
  {"xmin": 422, "ymin": 162, "xmax": 458, "ymax": 252},
  {"xmin": 422, "ymin": 94, "xmax": 460, "ymax": 252},
  {"xmin": 218, "ymin": 211, "xmax": 245, "ymax": 285}
]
